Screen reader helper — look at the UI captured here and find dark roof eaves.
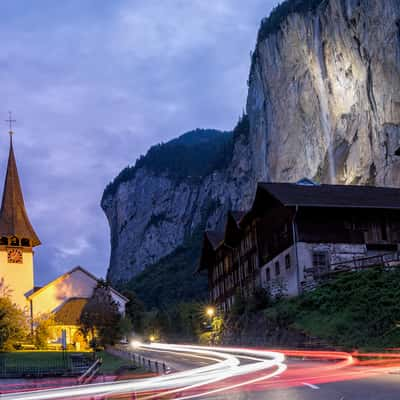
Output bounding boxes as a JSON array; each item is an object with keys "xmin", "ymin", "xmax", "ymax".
[{"xmin": 282, "ymin": 202, "xmax": 400, "ymax": 210}]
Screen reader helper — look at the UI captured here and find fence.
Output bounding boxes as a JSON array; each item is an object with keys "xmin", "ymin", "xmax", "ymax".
[
  {"xmin": 329, "ymin": 251, "xmax": 400, "ymax": 272},
  {"xmin": 302, "ymin": 251, "xmax": 400, "ymax": 292},
  {"xmin": 0, "ymin": 353, "xmax": 92, "ymax": 378}
]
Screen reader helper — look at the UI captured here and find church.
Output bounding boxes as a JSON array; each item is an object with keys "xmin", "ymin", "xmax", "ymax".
[{"xmin": 0, "ymin": 124, "xmax": 128, "ymax": 347}]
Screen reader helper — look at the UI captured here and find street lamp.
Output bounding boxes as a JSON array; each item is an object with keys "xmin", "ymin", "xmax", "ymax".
[
  {"xmin": 205, "ymin": 307, "xmax": 215, "ymax": 346},
  {"xmin": 149, "ymin": 335, "xmax": 156, "ymax": 343},
  {"xmin": 206, "ymin": 307, "xmax": 215, "ymax": 318}
]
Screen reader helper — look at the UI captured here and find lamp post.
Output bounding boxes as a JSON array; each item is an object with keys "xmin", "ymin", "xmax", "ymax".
[{"xmin": 205, "ymin": 307, "xmax": 215, "ymax": 345}]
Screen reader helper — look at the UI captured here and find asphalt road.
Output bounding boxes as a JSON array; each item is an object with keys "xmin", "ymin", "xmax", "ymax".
[
  {"xmin": 226, "ymin": 374, "xmax": 400, "ymax": 400},
  {"xmin": 131, "ymin": 346, "xmax": 400, "ymax": 400}
]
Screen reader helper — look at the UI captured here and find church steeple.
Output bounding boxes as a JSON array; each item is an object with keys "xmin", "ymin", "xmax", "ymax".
[{"xmin": 0, "ymin": 118, "xmax": 40, "ymax": 247}]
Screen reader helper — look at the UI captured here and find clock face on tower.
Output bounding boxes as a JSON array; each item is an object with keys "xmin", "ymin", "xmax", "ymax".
[{"xmin": 7, "ymin": 248, "xmax": 23, "ymax": 264}]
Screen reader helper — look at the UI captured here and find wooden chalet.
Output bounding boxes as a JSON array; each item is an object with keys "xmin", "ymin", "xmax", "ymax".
[{"xmin": 199, "ymin": 180, "xmax": 400, "ymax": 312}]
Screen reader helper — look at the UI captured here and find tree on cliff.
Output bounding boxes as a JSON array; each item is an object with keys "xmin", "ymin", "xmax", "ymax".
[
  {"xmin": 80, "ymin": 280, "xmax": 122, "ymax": 347},
  {"xmin": 122, "ymin": 290, "xmax": 145, "ymax": 333}
]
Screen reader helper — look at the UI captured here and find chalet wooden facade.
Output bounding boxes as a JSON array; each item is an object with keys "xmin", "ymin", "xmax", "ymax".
[{"xmin": 199, "ymin": 181, "xmax": 400, "ymax": 312}]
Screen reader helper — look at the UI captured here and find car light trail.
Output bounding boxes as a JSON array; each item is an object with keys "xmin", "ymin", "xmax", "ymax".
[
  {"xmin": 4, "ymin": 346, "xmax": 398, "ymax": 400},
  {"xmin": 0, "ymin": 343, "xmax": 285, "ymax": 400}
]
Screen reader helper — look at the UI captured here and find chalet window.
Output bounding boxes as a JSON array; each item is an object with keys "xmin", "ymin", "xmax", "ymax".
[
  {"xmin": 244, "ymin": 260, "xmax": 249, "ymax": 277},
  {"xmin": 282, "ymin": 224, "xmax": 289, "ymax": 240},
  {"xmin": 275, "ymin": 261, "xmax": 280, "ymax": 276},
  {"xmin": 224, "ymin": 256, "xmax": 230, "ymax": 273},
  {"xmin": 285, "ymin": 254, "xmax": 291, "ymax": 270},
  {"xmin": 265, "ymin": 268, "xmax": 271, "ymax": 282},
  {"xmin": 252, "ymin": 253, "xmax": 258, "ymax": 270},
  {"xmin": 380, "ymin": 220, "xmax": 388, "ymax": 241},
  {"xmin": 357, "ymin": 221, "xmax": 369, "ymax": 231},
  {"xmin": 312, "ymin": 252, "xmax": 328, "ymax": 269}
]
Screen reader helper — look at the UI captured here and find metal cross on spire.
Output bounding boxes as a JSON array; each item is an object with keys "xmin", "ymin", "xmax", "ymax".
[{"xmin": 5, "ymin": 111, "xmax": 16, "ymax": 136}]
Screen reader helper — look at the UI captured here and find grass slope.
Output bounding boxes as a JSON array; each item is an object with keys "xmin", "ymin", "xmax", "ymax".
[{"xmin": 265, "ymin": 268, "xmax": 400, "ymax": 349}]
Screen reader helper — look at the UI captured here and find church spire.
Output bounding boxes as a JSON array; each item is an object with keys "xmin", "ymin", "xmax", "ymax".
[{"xmin": 0, "ymin": 115, "xmax": 40, "ymax": 247}]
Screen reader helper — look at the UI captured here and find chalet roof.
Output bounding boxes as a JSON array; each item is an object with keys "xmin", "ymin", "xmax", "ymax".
[
  {"xmin": 54, "ymin": 298, "xmax": 88, "ymax": 326},
  {"xmin": 0, "ymin": 138, "xmax": 40, "ymax": 246},
  {"xmin": 205, "ymin": 230, "xmax": 225, "ymax": 250},
  {"xmin": 258, "ymin": 182, "xmax": 400, "ymax": 210},
  {"xmin": 230, "ymin": 211, "xmax": 247, "ymax": 224}
]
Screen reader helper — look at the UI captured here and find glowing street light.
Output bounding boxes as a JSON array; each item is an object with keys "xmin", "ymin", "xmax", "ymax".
[
  {"xmin": 149, "ymin": 335, "xmax": 156, "ymax": 342},
  {"xmin": 206, "ymin": 307, "xmax": 215, "ymax": 318}
]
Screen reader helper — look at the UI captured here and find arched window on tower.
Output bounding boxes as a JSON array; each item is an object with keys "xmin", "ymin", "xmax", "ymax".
[
  {"xmin": 21, "ymin": 238, "xmax": 30, "ymax": 247},
  {"xmin": 10, "ymin": 236, "xmax": 20, "ymax": 246},
  {"xmin": 0, "ymin": 237, "xmax": 8, "ymax": 245}
]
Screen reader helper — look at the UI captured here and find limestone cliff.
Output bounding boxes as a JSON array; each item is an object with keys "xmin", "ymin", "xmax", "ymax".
[
  {"xmin": 248, "ymin": 0, "xmax": 400, "ymax": 186},
  {"xmin": 102, "ymin": 127, "xmax": 253, "ymax": 286},
  {"xmin": 103, "ymin": 0, "xmax": 400, "ymax": 294}
]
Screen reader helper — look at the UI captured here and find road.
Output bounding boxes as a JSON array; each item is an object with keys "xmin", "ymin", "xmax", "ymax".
[
  {"xmin": 2, "ymin": 343, "xmax": 400, "ymax": 399},
  {"xmin": 131, "ymin": 344, "xmax": 400, "ymax": 399}
]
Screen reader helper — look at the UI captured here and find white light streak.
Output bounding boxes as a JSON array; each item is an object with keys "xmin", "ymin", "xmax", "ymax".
[{"xmin": 0, "ymin": 343, "xmax": 286, "ymax": 400}]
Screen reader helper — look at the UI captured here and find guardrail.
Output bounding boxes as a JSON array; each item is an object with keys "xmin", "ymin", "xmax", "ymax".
[{"xmin": 107, "ymin": 347, "xmax": 170, "ymax": 374}]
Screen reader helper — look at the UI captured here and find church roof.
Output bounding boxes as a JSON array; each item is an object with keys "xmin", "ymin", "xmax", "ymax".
[
  {"xmin": 26, "ymin": 265, "xmax": 129, "ymax": 302},
  {"xmin": 54, "ymin": 298, "xmax": 88, "ymax": 326},
  {"xmin": 0, "ymin": 137, "xmax": 40, "ymax": 246}
]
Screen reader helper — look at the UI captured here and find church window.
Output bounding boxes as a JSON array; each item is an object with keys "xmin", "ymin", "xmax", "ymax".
[
  {"xmin": 21, "ymin": 238, "xmax": 30, "ymax": 247},
  {"xmin": 0, "ymin": 237, "xmax": 8, "ymax": 245},
  {"xmin": 10, "ymin": 236, "xmax": 19, "ymax": 246}
]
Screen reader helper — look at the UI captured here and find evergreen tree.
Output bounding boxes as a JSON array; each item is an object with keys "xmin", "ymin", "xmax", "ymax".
[
  {"xmin": 80, "ymin": 280, "xmax": 121, "ymax": 347},
  {"xmin": 122, "ymin": 290, "xmax": 145, "ymax": 334}
]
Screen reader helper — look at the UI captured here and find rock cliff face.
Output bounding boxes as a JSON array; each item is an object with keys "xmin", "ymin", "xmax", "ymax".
[
  {"xmin": 103, "ymin": 0, "xmax": 400, "ymax": 289},
  {"xmin": 248, "ymin": 0, "xmax": 400, "ymax": 186},
  {"xmin": 102, "ymin": 130, "xmax": 254, "ymax": 285}
]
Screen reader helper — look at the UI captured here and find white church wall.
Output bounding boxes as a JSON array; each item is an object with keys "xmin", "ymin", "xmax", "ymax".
[
  {"xmin": 30, "ymin": 267, "xmax": 127, "ymax": 318},
  {"xmin": 31, "ymin": 268, "xmax": 97, "ymax": 316},
  {"xmin": 0, "ymin": 248, "xmax": 33, "ymax": 312}
]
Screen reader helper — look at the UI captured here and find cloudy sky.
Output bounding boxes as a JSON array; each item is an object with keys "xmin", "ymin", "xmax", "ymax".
[{"xmin": 0, "ymin": 0, "xmax": 278, "ymax": 285}]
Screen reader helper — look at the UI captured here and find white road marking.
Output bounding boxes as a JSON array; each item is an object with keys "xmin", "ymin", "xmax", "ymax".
[{"xmin": 302, "ymin": 382, "xmax": 320, "ymax": 389}]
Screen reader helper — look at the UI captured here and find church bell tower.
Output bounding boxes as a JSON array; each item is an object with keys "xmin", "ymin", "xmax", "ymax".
[{"xmin": 0, "ymin": 114, "xmax": 40, "ymax": 310}]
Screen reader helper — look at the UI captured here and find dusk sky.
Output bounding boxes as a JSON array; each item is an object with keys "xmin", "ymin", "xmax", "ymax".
[{"xmin": 0, "ymin": 0, "xmax": 278, "ymax": 285}]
